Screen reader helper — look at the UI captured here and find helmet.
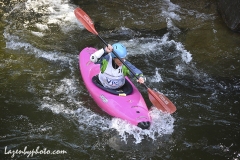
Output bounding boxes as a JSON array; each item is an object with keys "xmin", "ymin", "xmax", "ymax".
[{"xmin": 111, "ymin": 43, "xmax": 127, "ymax": 58}]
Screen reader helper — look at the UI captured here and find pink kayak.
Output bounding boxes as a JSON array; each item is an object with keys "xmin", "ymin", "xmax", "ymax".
[{"xmin": 79, "ymin": 47, "xmax": 151, "ymax": 129}]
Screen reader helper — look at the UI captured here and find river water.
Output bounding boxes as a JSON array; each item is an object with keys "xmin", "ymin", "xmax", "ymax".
[{"xmin": 0, "ymin": 0, "xmax": 239, "ymax": 159}]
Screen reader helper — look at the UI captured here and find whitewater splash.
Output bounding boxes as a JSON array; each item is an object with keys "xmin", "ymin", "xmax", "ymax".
[
  {"xmin": 110, "ymin": 107, "xmax": 174, "ymax": 144},
  {"xmin": 39, "ymin": 77, "xmax": 174, "ymax": 143},
  {"xmin": 24, "ymin": 0, "xmax": 80, "ymax": 33}
]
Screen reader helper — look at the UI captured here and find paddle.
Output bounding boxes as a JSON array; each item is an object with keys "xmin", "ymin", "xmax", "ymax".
[{"xmin": 74, "ymin": 7, "xmax": 176, "ymax": 114}]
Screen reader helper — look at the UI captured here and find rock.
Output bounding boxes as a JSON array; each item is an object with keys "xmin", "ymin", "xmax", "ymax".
[{"xmin": 217, "ymin": 0, "xmax": 240, "ymax": 32}]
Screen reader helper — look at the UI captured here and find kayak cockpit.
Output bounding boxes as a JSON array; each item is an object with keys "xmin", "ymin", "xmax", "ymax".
[{"xmin": 92, "ymin": 75, "xmax": 133, "ymax": 96}]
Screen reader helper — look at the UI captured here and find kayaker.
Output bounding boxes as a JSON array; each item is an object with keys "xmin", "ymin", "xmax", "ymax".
[{"xmin": 90, "ymin": 43, "xmax": 145, "ymax": 89}]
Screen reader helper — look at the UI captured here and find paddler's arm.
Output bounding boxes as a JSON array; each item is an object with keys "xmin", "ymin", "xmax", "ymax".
[
  {"xmin": 90, "ymin": 48, "xmax": 107, "ymax": 63},
  {"xmin": 122, "ymin": 61, "xmax": 146, "ymax": 83},
  {"xmin": 90, "ymin": 45, "xmax": 112, "ymax": 63}
]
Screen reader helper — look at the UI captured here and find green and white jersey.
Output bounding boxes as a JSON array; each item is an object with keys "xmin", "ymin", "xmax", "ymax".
[
  {"xmin": 99, "ymin": 54, "xmax": 125, "ymax": 89},
  {"xmin": 92, "ymin": 48, "xmax": 144, "ymax": 89}
]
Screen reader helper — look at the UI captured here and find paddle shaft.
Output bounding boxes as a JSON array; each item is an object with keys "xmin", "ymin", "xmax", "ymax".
[{"xmin": 97, "ymin": 35, "xmax": 148, "ymax": 88}]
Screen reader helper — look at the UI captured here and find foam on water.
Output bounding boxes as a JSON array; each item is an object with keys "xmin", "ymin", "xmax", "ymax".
[
  {"xmin": 30, "ymin": 31, "xmax": 45, "ymax": 37},
  {"xmin": 40, "ymin": 78, "xmax": 80, "ymax": 113},
  {"xmin": 149, "ymin": 68, "xmax": 164, "ymax": 83},
  {"xmin": 3, "ymin": 0, "xmax": 82, "ymax": 38},
  {"xmin": 161, "ymin": 0, "xmax": 181, "ymax": 21},
  {"xmin": 187, "ymin": 9, "xmax": 215, "ymax": 21},
  {"xmin": 24, "ymin": 0, "xmax": 80, "ymax": 33},
  {"xmin": 161, "ymin": 0, "xmax": 215, "ymax": 22},
  {"xmin": 35, "ymin": 23, "xmax": 49, "ymax": 31},
  {"xmin": 110, "ymin": 107, "xmax": 174, "ymax": 144},
  {"xmin": 121, "ymin": 32, "xmax": 192, "ymax": 64},
  {"xmin": 4, "ymin": 31, "xmax": 76, "ymax": 65}
]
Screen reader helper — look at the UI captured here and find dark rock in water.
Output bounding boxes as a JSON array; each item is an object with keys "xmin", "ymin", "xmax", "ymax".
[{"xmin": 217, "ymin": 0, "xmax": 240, "ymax": 32}]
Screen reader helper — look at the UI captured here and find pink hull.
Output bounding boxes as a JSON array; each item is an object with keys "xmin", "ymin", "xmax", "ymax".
[{"xmin": 79, "ymin": 47, "xmax": 151, "ymax": 128}]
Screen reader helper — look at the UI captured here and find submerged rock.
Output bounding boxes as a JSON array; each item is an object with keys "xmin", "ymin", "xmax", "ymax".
[{"xmin": 217, "ymin": 0, "xmax": 240, "ymax": 32}]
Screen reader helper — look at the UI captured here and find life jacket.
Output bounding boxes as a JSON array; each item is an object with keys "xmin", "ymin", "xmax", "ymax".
[{"xmin": 99, "ymin": 55, "xmax": 125, "ymax": 89}]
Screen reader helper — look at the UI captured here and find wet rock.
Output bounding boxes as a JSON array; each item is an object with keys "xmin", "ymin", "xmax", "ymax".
[{"xmin": 217, "ymin": 0, "xmax": 240, "ymax": 32}]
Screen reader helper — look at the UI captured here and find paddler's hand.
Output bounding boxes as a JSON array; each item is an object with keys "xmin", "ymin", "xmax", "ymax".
[
  {"xmin": 105, "ymin": 44, "xmax": 113, "ymax": 53},
  {"xmin": 137, "ymin": 77, "xmax": 145, "ymax": 84}
]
